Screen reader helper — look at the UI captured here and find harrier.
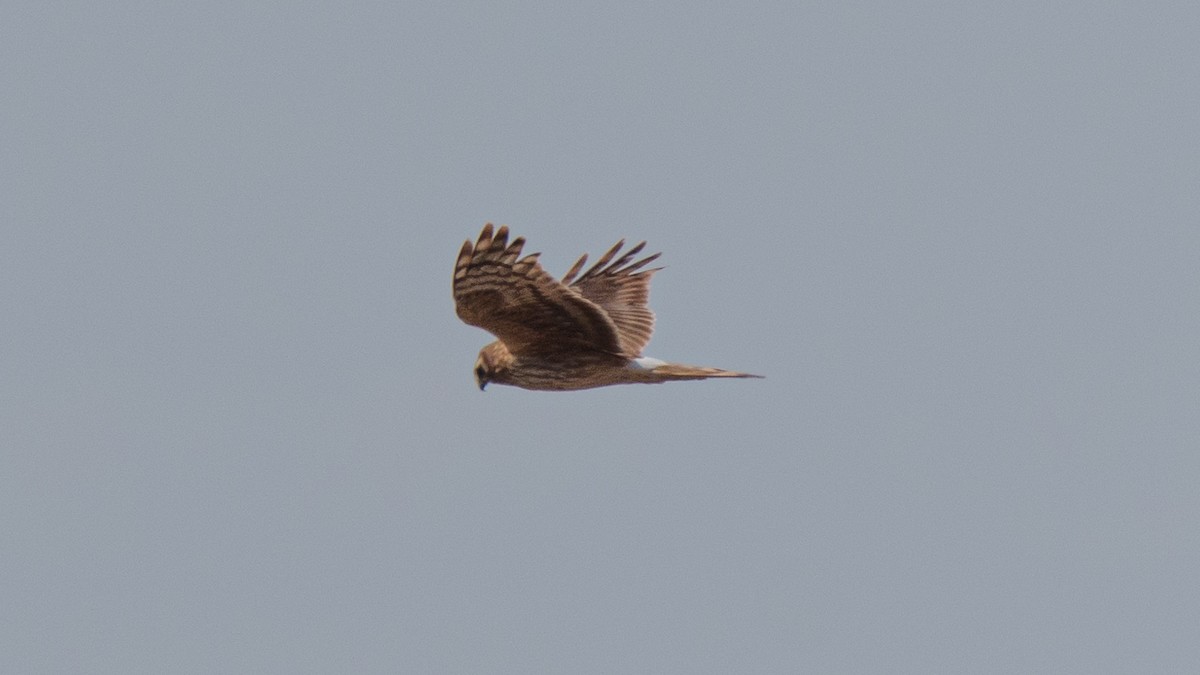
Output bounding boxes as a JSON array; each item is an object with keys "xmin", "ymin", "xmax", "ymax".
[{"xmin": 453, "ymin": 223, "xmax": 762, "ymax": 391}]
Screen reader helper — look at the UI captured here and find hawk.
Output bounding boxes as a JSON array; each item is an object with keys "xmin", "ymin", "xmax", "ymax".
[{"xmin": 453, "ymin": 223, "xmax": 763, "ymax": 391}]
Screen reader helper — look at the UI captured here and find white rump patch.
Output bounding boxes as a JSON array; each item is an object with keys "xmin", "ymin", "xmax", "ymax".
[{"xmin": 631, "ymin": 356, "xmax": 667, "ymax": 370}]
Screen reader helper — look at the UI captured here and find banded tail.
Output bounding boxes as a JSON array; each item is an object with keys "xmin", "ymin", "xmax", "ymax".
[{"xmin": 632, "ymin": 357, "xmax": 763, "ymax": 383}]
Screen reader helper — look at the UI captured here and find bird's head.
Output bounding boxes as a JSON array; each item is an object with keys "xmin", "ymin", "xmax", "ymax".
[{"xmin": 473, "ymin": 342, "xmax": 508, "ymax": 391}]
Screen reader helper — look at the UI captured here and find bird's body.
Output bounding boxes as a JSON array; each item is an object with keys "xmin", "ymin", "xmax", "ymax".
[{"xmin": 453, "ymin": 224, "xmax": 761, "ymax": 391}]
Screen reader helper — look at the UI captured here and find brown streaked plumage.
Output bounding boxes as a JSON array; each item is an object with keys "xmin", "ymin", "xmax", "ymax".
[{"xmin": 453, "ymin": 223, "xmax": 763, "ymax": 391}]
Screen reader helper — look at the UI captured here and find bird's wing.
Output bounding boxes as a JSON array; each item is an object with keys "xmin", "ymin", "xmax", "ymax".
[
  {"xmin": 454, "ymin": 224, "xmax": 623, "ymax": 357},
  {"xmin": 560, "ymin": 239, "xmax": 662, "ymax": 357}
]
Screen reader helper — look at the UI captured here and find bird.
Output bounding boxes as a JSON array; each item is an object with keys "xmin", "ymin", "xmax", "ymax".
[{"xmin": 453, "ymin": 223, "xmax": 763, "ymax": 391}]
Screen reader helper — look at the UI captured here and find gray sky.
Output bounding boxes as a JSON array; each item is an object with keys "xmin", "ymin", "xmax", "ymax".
[{"xmin": 3, "ymin": 2, "xmax": 1199, "ymax": 673}]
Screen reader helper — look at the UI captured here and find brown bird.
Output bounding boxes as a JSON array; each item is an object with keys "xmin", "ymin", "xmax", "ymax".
[{"xmin": 453, "ymin": 223, "xmax": 763, "ymax": 391}]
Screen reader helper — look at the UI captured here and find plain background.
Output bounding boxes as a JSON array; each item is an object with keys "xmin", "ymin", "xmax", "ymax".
[{"xmin": 3, "ymin": 2, "xmax": 1198, "ymax": 673}]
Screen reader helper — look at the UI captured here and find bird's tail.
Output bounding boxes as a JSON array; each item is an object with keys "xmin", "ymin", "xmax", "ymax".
[{"xmin": 642, "ymin": 360, "xmax": 764, "ymax": 382}]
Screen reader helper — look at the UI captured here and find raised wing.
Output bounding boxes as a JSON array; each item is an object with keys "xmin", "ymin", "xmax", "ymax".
[
  {"xmin": 454, "ymin": 224, "xmax": 623, "ymax": 357},
  {"xmin": 561, "ymin": 239, "xmax": 662, "ymax": 357}
]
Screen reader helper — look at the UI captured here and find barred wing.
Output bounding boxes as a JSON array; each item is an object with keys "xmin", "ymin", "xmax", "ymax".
[
  {"xmin": 560, "ymin": 239, "xmax": 662, "ymax": 357},
  {"xmin": 453, "ymin": 224, "xmax": 623, "ymax": 357}
]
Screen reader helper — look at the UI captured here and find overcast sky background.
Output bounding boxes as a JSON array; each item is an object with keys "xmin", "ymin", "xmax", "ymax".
[{"xmin": 3, "ymin": 2, "xmax": 1199, "ymax": 673}]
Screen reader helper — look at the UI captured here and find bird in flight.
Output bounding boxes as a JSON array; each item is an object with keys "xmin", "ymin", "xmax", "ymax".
[{"xmin": 453, "ymin": 223, "xmax": 762, "ymax": 391}]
